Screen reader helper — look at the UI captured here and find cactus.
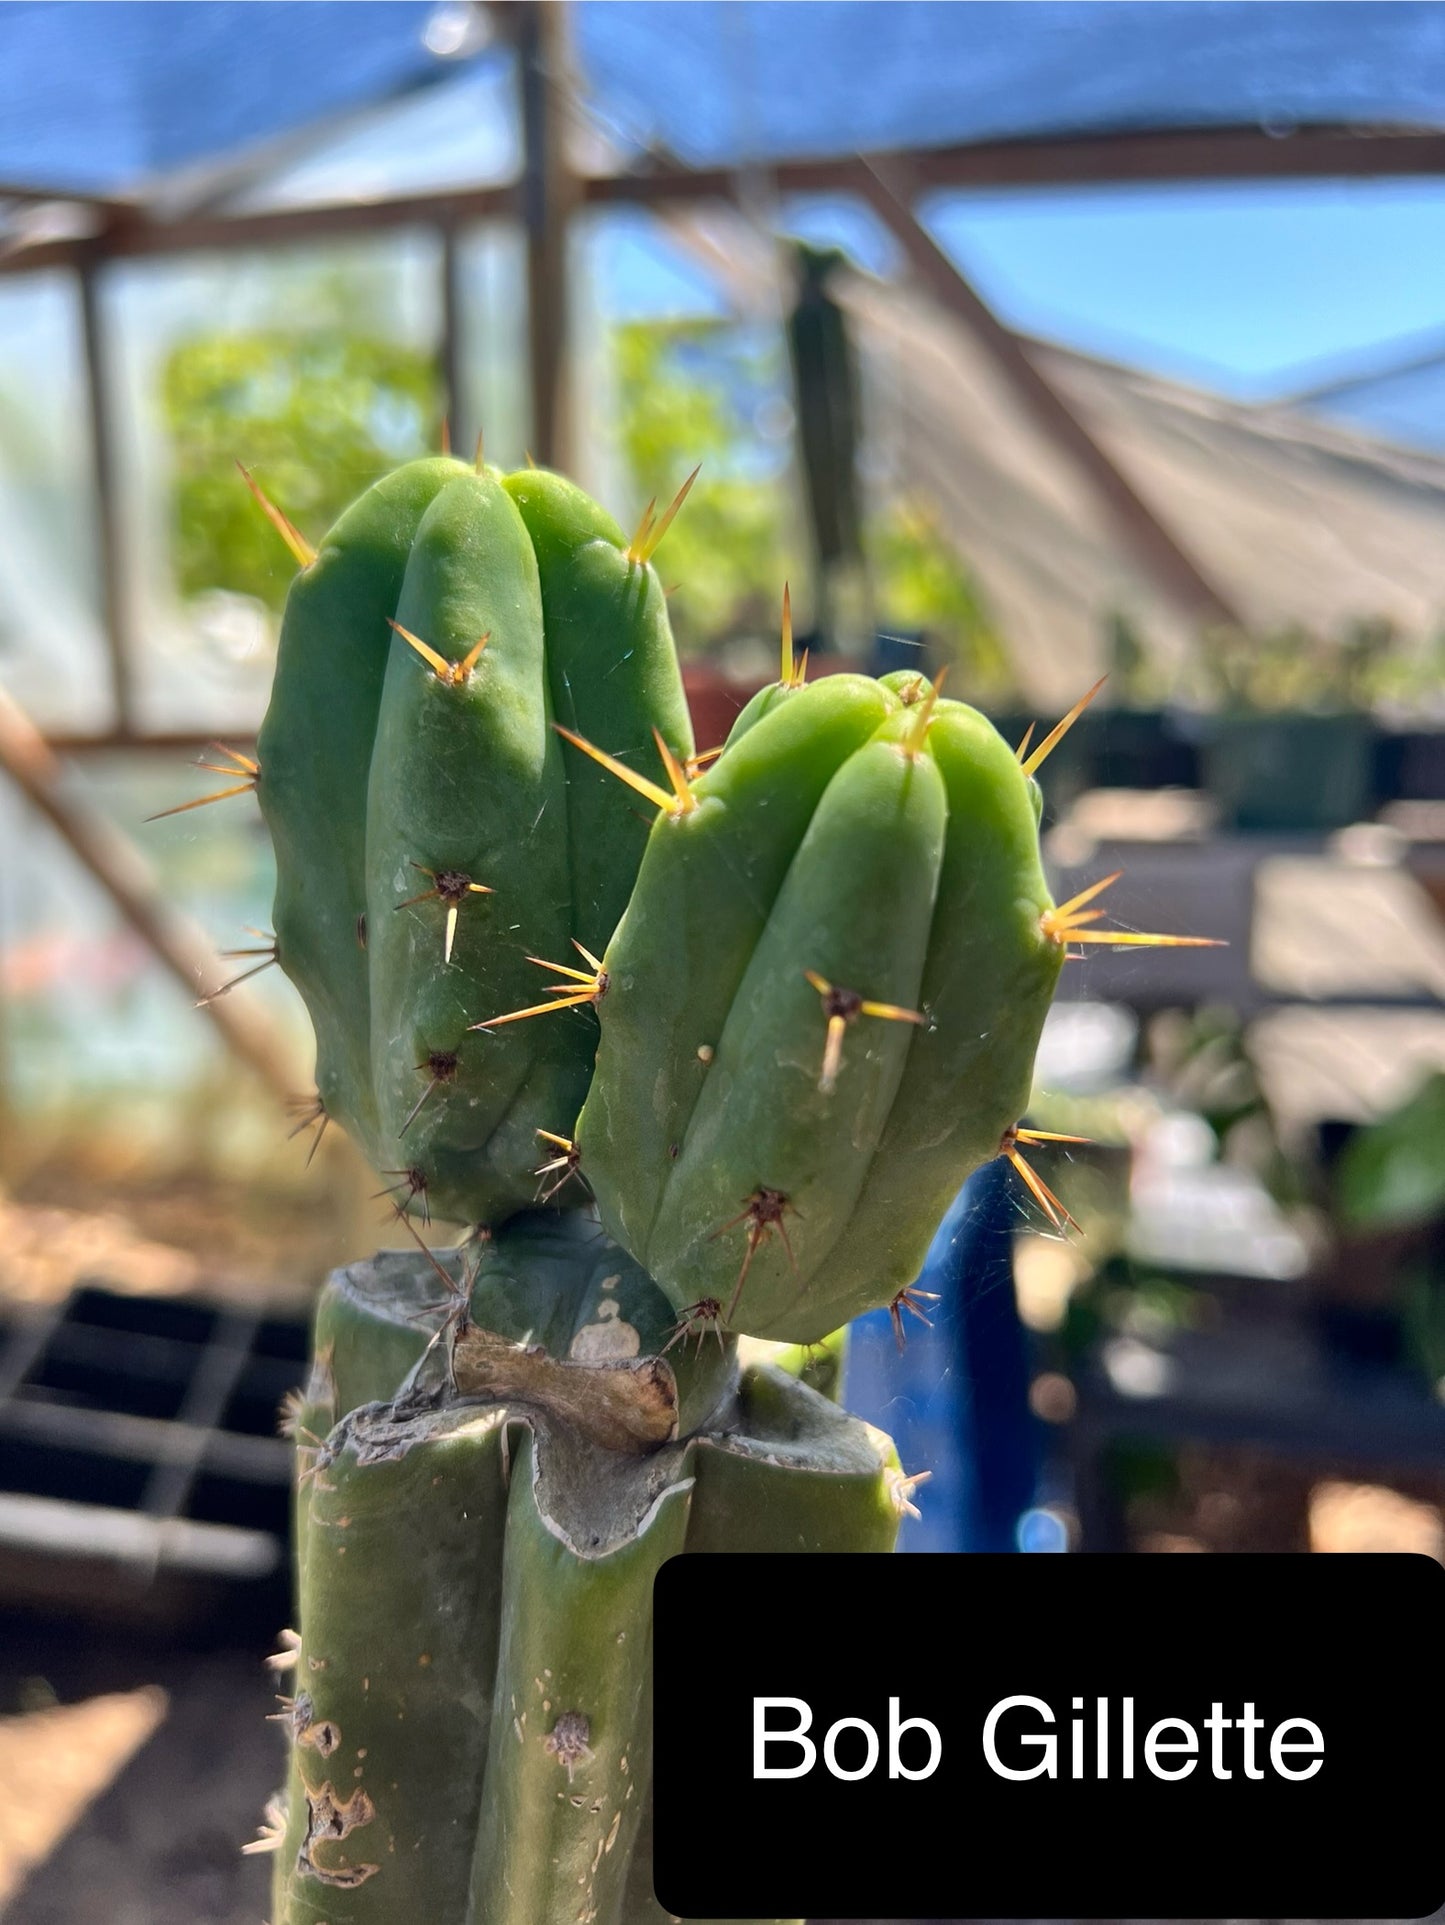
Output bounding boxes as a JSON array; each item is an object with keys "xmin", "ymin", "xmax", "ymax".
[{"xmin": 180, "ymin": 452, "xmax": 1213, "ymax": 1922}]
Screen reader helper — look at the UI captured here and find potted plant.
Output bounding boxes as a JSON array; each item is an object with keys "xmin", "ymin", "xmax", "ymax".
[{"xmin": 174, "ymin": 453, "xmax": 1208, "ymax": 1920}]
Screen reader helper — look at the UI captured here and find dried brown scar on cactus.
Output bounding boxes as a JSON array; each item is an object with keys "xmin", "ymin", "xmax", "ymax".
[
  {"xmin": 543, "ymin": 1710, "xmax": 595, "ymax": 1782},
  {"xmin": 474, "ymin": 942, "xmax": 608, "ymax": 1029},
  {"xmin": 197, "ymin": 929, "xmax": 278, "ymax": 1005},
  {"xmin": 373, "ymin": 1166, "xmax": 430, "ymax": 1224},
  {"xmin": 779, "ymin": 580, "xmax": 808, "ymax": 689},
  {"xmin": 268, "ymin": 1690, "xmax": 340, "ymax": 1756},
  {"xmin": 386, "ymin": 617, "xmax": 490, "ymax": 688},
  {"xmin": 296, "ymin": 1782, "xmax": 378, "ymax": 1888},
  {"xmin": 401, "ymin": 1049, "xmax": 460, "ymax": 1135},
  {"xmin": 146, "ymin": 743, "xmax": 259, "ymax": 820},
  {"xmin": 1015, "ymin": 672, "xmax": 1108, "ymax": 775},
  {"xmin": 534, "ymin": 1130, "xmax": 586, "ymax": 1204},
  {"xmin": 660, "ymin": 1297, "xmax": 728, "ymax": 1357},
  {"xmin": 286, "ymin": 1093, "xmax": 330, "ymax": 1166},
  {"xmin": 714, "ymin": 1187, "xmax": 799, "ymax": 1322},
  {"xmin": 804, "ymin": 971, "xmax": 926, "ymax": 1094},
  {"xmin": 553, "ymin": 723, "xmax": 697, "ymax": 818},
  {"xmin": 395, "ymin": 862, "xmax": 493, "ymax": 963},
  {"xmin": 1041, "ymin": 872, "xmax": 1227, "ymax": 953},
  {"xmin": 623, "ymin": 463, "xmax": 700, "ymax": 566},
  {"xmin": 888, "ymin": 1285, "xmax": 941, "ymax": 1354},
  {"xmin": 236, "ymin": 461, "xmax": 317, "ymax": 570},
  {"xmin": 998, "ymin": 1124, "xmax": 1091, "ymax": 1234}
]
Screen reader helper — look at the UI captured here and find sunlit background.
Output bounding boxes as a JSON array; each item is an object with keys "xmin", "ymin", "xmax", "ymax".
[{"xmin": 2, "ymin": 3, "xmax": 1445, "ymax": 1918}]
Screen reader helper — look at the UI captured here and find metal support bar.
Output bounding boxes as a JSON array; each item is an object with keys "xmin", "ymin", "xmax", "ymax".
[
  {"xmin": 0, "ymin": 681, "xmax": 295, "ymax": 1103},
  {"xmin": 515, "ymin": 0, "xmax": 574, "ymax": 469},
  {"xmin": 857, "ymin": 160, "xmax": 1242, "ymax": 631},
  {"xmin": 8, "ymin": 124, "xmax": 1445, "ymax": 280},
  {"xmin": 440, "ymin": 218, "xmax": 467, "ymax": 457},
  {"xmin": 78, "ymin": 253, "xmax": 136, "ymax": 729}
]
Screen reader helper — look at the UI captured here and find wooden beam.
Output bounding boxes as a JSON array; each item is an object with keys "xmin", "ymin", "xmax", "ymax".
[
  {"xmin": 7, "ymin": 124, "xmax": 1445, "ymax": 280},
  {"xmin": 514, "ymin": 1, "xmax": 575, "ymax": 469},
  {"xmin": 0, "ymin": 183, "xmax": 516, "ymax": 276},
  {"xmin": 42, "ymin": 730, "xmax": 259, "ymax": 755},
  {"xmin": 0, "ymin": 682, "xmax": 295, "ymax": 1104},
  {"xmin": 77, "ymin": 253, "xmax": 136, "ymax": 731},
  {"xmin": 857, "ymin": 159, "xmax": 1241, "ymax": 630},
  {"xmin": 439, "ymin": 218, "xmax": 466, "ymax": 457}
]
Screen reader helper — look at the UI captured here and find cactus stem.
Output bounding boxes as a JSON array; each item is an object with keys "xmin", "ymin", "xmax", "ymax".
[
  {"xmin": 1019, "ymin": 673, "xmax": 1107, "ymax": 777},
  {"xmin": 401, "ymin": 1050, "xmax": 460, "ymax": 1135},
  {"xmin": 803, "ymin": 971, "xmax": 926, "ymax": 1094},
  {"xmin": 236, "ymin": 462, "xmax": 317, "ymax": 569},
  {"xmin": 660, "ymin": 1297, "xmax": 728, "ymax": 1357},
  {"xmin": 715, "ymin": 1188, "xmax": 798, "ymax": 1322},
  {"xmin": 1041, "ymin": 872, "xmax": 1225, "ymax": 951},
  {"xmin": 145, "ymin": 744, "xmax": 259, "ymax": 820},
  {"xmin": 888, "ymin": 1285, "xmax": 942, "ymax": 1354},
  {"xmin": 285, "ymin": 1094, "xmax": 330, "ymax": 1165},
  {"xmin": 395, "ymin": 864, "xmax": 493, "ymax": 962},
  {"xmin": 552, "ymin": 722, "xmax": 697, "ymax": 817},
  {"xmin": 534, "ymin": 1130, "xmax": 587, "ymax": 1204},
  {"xmin": 386, "ymin": 618, "xmax": 490, "ymax": 686},
  {"xmin": 373, "ymin": 1167, "xmax": 431, "ymax": 1224},
  {"xmin": 899, "ymin": 666, "xmax": 948, "ymax": 758}
]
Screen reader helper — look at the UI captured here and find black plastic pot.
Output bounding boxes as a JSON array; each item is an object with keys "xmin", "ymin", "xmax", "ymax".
[{"xmin": 1201, "ymin": 712, "xmax": 1375, "ymax": 832}]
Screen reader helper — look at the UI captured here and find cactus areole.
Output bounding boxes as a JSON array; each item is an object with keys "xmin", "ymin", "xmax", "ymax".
[{"xmin": 222, "ymin": 454, "xmax": 1181, "ymax": 1921}]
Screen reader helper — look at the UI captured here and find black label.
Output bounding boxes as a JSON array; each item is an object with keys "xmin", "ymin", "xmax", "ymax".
[{"xmin": 652, "ymin": 1553, "xmax": 1445, "ymax": 1919}]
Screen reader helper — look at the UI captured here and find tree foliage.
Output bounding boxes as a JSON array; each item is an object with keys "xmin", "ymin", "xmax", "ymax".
[{"xmin": 163, "ymin": 328, "xmax": 439, "ymax": 613}]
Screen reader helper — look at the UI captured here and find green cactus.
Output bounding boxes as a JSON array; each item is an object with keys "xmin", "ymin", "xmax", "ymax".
[{"xmin": 178, "ymin": 454, "xmax": 1212, "ymax": 1922}]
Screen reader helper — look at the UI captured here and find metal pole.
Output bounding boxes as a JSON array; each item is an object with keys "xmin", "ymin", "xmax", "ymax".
[
  {"xmin": 440, "ymin": 216, "xmax": 467, "ymax": 457},
  {"xmin": 78, "ymin": 252, "xmax": 137, "ymax": 730},
  {"xmin": 514, "ymin": 0, "xmax": 574, "ymax": 469},
  {"xmin": 0, "ymin": 681, "xmax": 295, "ymax": 1104}
]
